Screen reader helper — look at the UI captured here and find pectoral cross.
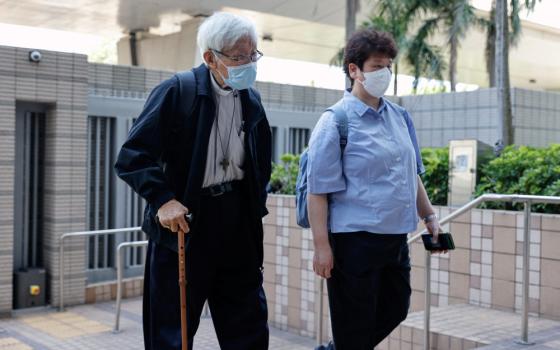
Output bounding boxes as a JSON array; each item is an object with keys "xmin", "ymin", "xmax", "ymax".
[{"xmin": 220, "ymin": 158, "xmax": 230, "ymax": 172}]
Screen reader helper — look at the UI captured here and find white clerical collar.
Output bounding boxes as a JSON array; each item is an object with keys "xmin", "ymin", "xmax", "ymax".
[{"xmin": 210, "ymin": 71, "xmax": 235, "ymax": 97}]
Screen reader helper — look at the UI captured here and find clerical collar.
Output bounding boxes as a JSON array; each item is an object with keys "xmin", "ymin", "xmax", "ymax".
[{"xmin": 210, "ymin": 71, "xmax": 235, "ymax": 97}]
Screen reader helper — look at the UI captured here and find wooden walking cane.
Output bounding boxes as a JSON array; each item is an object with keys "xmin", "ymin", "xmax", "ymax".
[{"xmin": 179, "ymin": 213, "xmax": 193, "ymax": 350}]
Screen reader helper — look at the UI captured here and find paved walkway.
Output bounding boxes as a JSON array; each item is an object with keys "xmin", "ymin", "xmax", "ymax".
[{"xmin": 0, "ymin": 298, "xmax": 316, "ymax": 350}]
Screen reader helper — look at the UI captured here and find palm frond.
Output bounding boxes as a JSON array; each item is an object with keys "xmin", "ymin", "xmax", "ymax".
[
  {"xmin": 406, "ymin": 32, "xmax": 446, "ymax": 88},
  {"xmin": 330, "ymin": 47, "xmax": 345, "ymax": 67},
  {"xmin": 447, "ymin": 0, "xmax": 476, "ymax": 45}
]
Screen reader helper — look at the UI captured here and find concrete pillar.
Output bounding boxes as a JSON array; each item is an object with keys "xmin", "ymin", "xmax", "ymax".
[
  {"xmin": 0, "ymin": 46, "xmax": 88, "ymax": 311},
  {"xmin": 117, "ymin": 17, "xmax": 205, "ymax": 71}
]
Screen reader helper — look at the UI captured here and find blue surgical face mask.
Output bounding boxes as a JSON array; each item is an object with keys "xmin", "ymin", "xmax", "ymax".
[{"xmin": 215, "ymin": 55, "xmax": 257, "ymax": 90}]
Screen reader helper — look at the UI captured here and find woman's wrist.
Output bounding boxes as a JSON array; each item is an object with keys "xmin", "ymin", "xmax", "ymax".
[{"xmin": 422, "ymin": 213, "xmax": 437, "ymax": 224}]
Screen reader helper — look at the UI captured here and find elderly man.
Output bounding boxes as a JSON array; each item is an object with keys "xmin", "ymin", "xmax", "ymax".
[{"xmin": 115, "ymin": 12, "xmax": 271, "ymax": 350}]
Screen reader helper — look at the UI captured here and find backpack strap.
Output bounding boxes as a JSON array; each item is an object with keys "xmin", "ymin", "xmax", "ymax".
[
  {"xmin": 326, "ymin": 101, "xmax": 348, "ymax": 153},
  {"xmin": 175, "ymin": 70, "xmax": 197, "ymax": 117}
]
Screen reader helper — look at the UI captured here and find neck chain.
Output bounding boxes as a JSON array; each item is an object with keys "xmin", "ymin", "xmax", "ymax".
[{"xmin": 215, "ymin": 94, "xmax": 237, "ymax": 176}]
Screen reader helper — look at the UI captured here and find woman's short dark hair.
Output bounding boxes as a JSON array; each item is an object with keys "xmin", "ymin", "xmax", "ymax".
[{"xmin": 343, "ymin": 29, "xmax": 398, "ymax": 81}]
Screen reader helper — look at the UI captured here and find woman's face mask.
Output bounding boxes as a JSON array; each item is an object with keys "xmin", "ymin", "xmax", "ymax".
[{"xmin": 357, "ymin": 67, "xmax": 392, "ymax": 98}]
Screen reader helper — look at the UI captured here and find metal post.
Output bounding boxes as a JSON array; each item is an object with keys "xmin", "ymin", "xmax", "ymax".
[
  {"xmin": 31, "ymin": 115, "xmax": 39, "ymax": 267},
  {"xmin": 114, "ymin": 242, "xmax": 124, "ymax": 332},
  {"xmin": 59, "ymin": 236, "xmax": 65, "ymax": 311},
  {"xmin": 94, "ymin": 118, "xmax": 101, "ymax": 268},
  {"xmin": 23, "ymin": 113, "xmax": 31, "ymax": 267},
  {"xmin": 516, "ymin": 200, "xmax": 534, "ymax": 345},
  {"xmin": 114, "ymin": 240, "xmax": 148, "ymax": 332},
  {"xmin": 316, "ymin": 277, "xmax": 324, "ymax": 345},
  {"xmin": 58, "ymin": 227, "xmax": 142, "ymax": 313},
  {"xmin": 424, "ymin": 251, "xmax": 432, "ymax": 350}
]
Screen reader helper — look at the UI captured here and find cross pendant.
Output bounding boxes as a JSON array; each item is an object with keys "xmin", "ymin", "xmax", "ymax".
[{"xmin": 220, "ymin": 158, "xmax": 230, "ymax": 172}]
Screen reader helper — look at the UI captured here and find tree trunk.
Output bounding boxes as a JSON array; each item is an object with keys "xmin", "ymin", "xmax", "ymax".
[
  {"xmin": 345, "ymin": 0, "xmax": 359, "ymax": 88},
  {"xmin": 345, "ymin": 0, "xmax": 359, "ymax": 41},
  {"xmin": 486, "ymin": 0, "xmax": 497, "ymax": 87},
  {"xmin": 449, "ymin": 36, "xmax": 458, "ymax": 92},
  {"xmin": 495, "ymin": 0, "xmax": 514, "ymax": 147},
  {"xmin": 394, "ymin": 62, "xmax": 398, "ymax": 95}
]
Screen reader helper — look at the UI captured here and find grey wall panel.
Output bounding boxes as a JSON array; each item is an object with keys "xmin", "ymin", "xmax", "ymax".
[{"xmin": 88, "ymin": 95, "xmax": 144, "ymax": 119}]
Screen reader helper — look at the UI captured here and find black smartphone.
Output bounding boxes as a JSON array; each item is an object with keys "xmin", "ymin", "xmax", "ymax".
[{"xmin": 421, "ymin": 232, "xmax": 455, "ymax": 251}]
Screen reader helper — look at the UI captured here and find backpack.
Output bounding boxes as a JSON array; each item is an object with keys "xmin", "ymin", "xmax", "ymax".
[
  {"xmin": 295, "ymin": 102, "xmax": 348, "ymax": 228},
  {"xmin": 176, "ymin": 70, "xmax": 197, "ymax": 116}
]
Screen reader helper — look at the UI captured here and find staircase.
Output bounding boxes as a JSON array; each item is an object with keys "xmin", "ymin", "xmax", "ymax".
[{"xmin": 377, "ymin": 304, "xmax": 560, "ymax": 350}]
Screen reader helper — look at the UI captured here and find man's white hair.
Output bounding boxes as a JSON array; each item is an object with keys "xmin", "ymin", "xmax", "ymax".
[{"xmin": 197, "ymin": 12, "xmax": 258, "ymax": 58}]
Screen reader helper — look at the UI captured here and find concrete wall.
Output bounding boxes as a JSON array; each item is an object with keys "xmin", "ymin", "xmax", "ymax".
[
  {"xmin": 513, "ymin": 88, "xmax": 560, "ymax": 147},
  {"xmin": 0, "ymin": 45, "xmax": 89, "ymax": 313},
  {"xmin": 403, "ymin": 87, "xmax": 560, "ymax": 148},
  {"xmin": 402, "ymin": 89, "xmax": 500, "ymax": 148},
  {"xmin": 0, "ymin": 47, "xmax": 16, "ymax": 315},
  {"xmin": 90, "ymin": 62, "xmax": 560, "ymax": 154}
]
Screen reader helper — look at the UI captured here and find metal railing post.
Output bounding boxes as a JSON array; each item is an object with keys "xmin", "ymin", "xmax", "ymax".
[
  {"xmin": 316, "ymin": 277, "xmax": 324, "ymax": 344},
  {"xmin": 57, "ymin": 227, "xmax": 142, "ymax": 312},
  {"xmin": 517, "ymin": 200, "xmax": 534, "ymax": 345},
  {"xmin": 114, "ymin": 242, "xmax": 124, "ymax": 332},
  {"xmin": 424, "ymin": 251, "xmax": 431, "ymax": 350},
  {"xmin": 59, "ymin": 235, "xmax": 65, "ymax": 311},
  {"xmin": 114, "ymin": 240, "xmax": 148, "ymax": 332}
]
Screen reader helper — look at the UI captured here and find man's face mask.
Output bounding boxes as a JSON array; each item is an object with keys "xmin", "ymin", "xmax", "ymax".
[{"xmin": 214, "ymin": 53, "xmax": 257, "ymax": 91}]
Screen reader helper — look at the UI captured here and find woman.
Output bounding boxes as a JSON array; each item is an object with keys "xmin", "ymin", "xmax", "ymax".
[{"xmin": 307, "ymin": 29, "xmax": 443, "ymax": 350}]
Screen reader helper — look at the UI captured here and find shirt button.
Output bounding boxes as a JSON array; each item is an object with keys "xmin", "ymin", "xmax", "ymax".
[
  {"xmin": 406, "ymin": 204, "xmax": 411, "ymax": 208},
  {"xmin": 396, "ymin": 157, "xmax": 401, "ymax": 161}
]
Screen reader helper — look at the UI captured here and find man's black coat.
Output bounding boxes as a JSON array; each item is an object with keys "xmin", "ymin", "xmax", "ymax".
[{"xmin": 115, "ymin": 64, "xmax": 271, "ymax": 266}]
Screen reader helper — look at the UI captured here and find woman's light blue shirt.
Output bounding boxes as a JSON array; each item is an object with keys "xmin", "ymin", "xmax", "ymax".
[{"xmin": 307, "ymin": 91, "xmax": 425, "ymax": 234}]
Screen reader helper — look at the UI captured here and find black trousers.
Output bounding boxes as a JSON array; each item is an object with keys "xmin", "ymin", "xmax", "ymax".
[
  {"xmin": 326, "ymin": 232, "xmax": 411, "ymax": 350},
  {"xmin": 143, "ymin": 187, "xmax": 269, "ymax": 350}
]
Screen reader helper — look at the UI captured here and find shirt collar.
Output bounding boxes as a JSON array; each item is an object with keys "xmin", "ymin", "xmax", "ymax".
[
  {"xmin": 343, "ymin": 90, "xmax": 388, "ymax": 117},
  {"xmin": 210, "ymin": 71, "xmax": 234, "ymax": 97}
]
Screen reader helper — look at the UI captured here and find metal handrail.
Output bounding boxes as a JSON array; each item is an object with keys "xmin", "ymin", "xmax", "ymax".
[
  {"xmin": 314, "ymin": 194, "xmax": 560, "ymax": 349},
  {"xmin": 114, "ymin": 240, "xmax": 148, "ymax": 332},
  {"xmin": 58, "ymin": 227, "xmax": 142, "ymax": 311},
  {"xmin": 113, "ymin": 240, "xmax": 215, "ymax": 332},
  {"xmin": 406, "ymin": 194, "xmax": 560, "ymax": 349}
]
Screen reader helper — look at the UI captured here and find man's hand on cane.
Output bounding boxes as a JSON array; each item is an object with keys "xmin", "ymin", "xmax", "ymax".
[{"xmin": 157, "ymin": 199, "xmax": 190, "ymax": 233}]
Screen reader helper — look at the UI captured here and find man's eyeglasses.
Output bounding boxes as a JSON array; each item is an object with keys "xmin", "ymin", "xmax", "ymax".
[{"xmin": 212, "ymin": 49, "xmax": 264, "ymax": 63}]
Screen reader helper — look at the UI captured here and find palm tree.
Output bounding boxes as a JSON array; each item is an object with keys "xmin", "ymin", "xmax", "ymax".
[
  {"xmin": 494, "ymin": 0, "xmax": 541, "ymax": 148},
  {"xmin": 409, "ymin": 0, "xmax": 478, "ymax": 92},
  {"xmin": 481, "ymin": 0, "xmax": 541, "ymax": 86}
]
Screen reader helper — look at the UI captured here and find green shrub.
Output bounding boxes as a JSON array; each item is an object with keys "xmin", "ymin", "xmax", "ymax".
[
  {"xmin": 420, "ymin": 147, "xmax": 449, "ymax": 205},
  {"xmin": 269, "ymin": 145, "xmax": 560, "ymax": 215},
  {"xmin": 269, "ymin": 153, "xmax": 300, "ymax": 195},
  {"xmin": 475, "ymin": 144, "xmax": 560, "ymax": 213}
]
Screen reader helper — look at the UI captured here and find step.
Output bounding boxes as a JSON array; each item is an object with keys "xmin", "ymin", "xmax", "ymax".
[
  {"xmin": 378, "ymin": 304, "xmax": 560, "ymax": 350},
  {"xmin": 478, "ymin": 325, "xmax": 560, "ymax": 349}
]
